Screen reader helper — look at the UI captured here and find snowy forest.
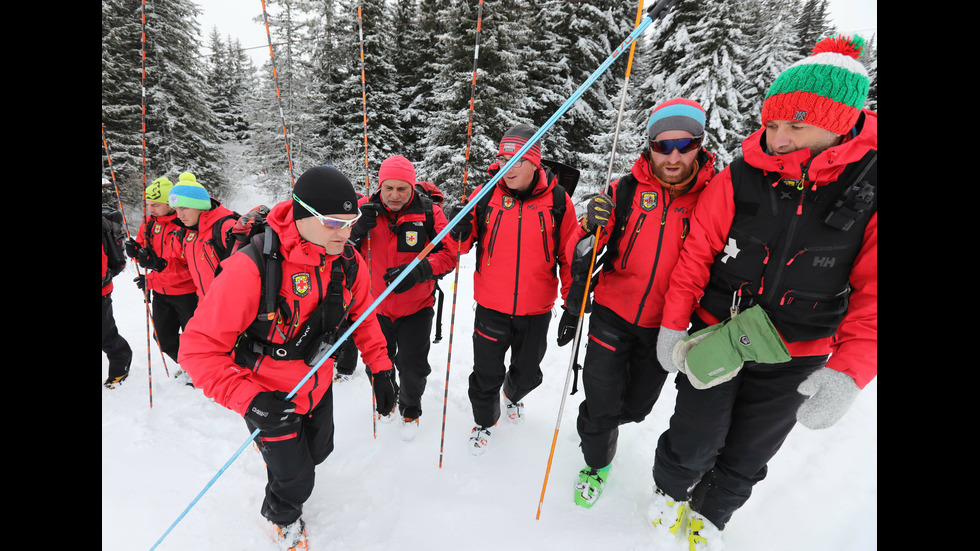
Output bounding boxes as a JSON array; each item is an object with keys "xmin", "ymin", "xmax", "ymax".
[{"xmin": 101, "ymin": 0, "xmax": 878, "ymax": 210}]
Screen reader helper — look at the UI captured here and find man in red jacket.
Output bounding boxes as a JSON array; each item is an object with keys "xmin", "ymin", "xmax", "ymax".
[
  {"xmin": 125, "ymin": 176, "xmax": 198, "ymax": 365},
  {"xmin": 167, "ymin": 172, "xmax": 238, "ymax": 299},
  {"xmin": 348, "ymin": 155, "xmax": 458, "ymax": 440},
  {"xmin": 649, "ymin": 36, "xmax": 877, "ymax": 550},
  {"xmin": 566, "ymin": 98, "xmax": 716, "ymax": 508},
  {"xmin": 179, "ymin": 166, "xmax": 397, "ymax": 550},
  {"xmin": 451, "ymin": 124, "xmax": 578, "ymax": 455}
]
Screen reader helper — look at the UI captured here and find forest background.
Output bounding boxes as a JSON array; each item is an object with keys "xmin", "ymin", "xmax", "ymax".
[{"xmin": 101, "ymin": 0, "xmax": 878, "ymax": 212}]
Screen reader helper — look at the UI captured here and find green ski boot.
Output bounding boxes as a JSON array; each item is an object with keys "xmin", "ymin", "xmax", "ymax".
[{"xmin": 574, "ymin": 464, "xmax": 611, "ymax": 508}]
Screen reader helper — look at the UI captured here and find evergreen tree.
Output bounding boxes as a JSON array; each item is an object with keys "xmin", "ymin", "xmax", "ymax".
[
  {"xmin": 632, "ymin": 0, "xmax": 749, "ymax": 167},
  {"xmin": 740, "ymin": 0, "xmax": 802, "ymax": 133},
  {"xmin": 794, "ymin": 0, "xmax": 836, "ymax": 57},
  {"xmin": 142, "ymin": 0, "xmax": 225, "ymax": 189},
  {"xmin": 860, "ymin": 34, "xmax": 877, "ymax": 111},
  {"xmin": 102, "ymin": 0, "xmax": 144, "ymax": 205}
]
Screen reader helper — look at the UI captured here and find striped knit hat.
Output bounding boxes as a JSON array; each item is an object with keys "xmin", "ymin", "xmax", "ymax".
[
  {"xmin": 497, "ymin": 124, "xmax": 541, "ymax": 167},
  {"xmin": 647, "ymin": 98, "xmax": 706, "ymax": 141},
  {"xmin": 168, "ymin": 172, "xmax": 211, "ymax": 210},
  {"xmin": 761, "ymin": 35, "xmax": 870, "ymax": 135}
]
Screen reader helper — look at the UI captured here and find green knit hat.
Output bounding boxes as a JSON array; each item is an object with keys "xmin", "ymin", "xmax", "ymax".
[
  {"xmin": 145, "ymin": 177, "xmax": 173, "ymax": 204},
  {"xmin": 761, "ymin": 35, "xmax": 870, "ymax": 135},
  {"xmin": 168, "ymin": 172, "xmax": 211, "ymax": 210}
]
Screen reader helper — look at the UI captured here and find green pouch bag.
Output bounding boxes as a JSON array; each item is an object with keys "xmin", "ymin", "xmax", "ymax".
[{"xmin": 682, "ymin": 305, "xmax": 790, "ymax": 389}]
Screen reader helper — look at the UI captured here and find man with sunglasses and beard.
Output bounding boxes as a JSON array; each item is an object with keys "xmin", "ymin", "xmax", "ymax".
[
  {"xmin": 179, "ymin": 165, "xmax": 396, "ymax": 550},
  {"xmin": 564, "ymin": 98, "xmax": 716, "ymax": 509},
  {"xmin": 649, "ymin": 36, "xmax": 876, "ymax": 550}
]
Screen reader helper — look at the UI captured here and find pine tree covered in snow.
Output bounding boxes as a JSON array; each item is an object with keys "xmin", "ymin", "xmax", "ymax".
[
  {"xmin": 794, "ymin": 0, "xmax": 836, "ymax": 58},
  {"xmin": 861, "ymin": 34, "xmax": 877, "ymax": 111},
  {"xmin": 739, "ymin": 0, "xmax": 802, "ymax": 135},
  {"xmin": 206, "ymin": 29, "xmax": 255, "ymax": 143},
  {"xmin": 141, "ymin": 0, "xmax": 225, "ymax": 188},
  {"xmin": 102, "ymin": 0, "xmax": 145, "ymax": 204}
]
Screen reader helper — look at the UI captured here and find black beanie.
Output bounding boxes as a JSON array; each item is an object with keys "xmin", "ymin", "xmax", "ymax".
[{"xmin": 292, "ymin": 165, "xmax": 359, "ymax": 220}]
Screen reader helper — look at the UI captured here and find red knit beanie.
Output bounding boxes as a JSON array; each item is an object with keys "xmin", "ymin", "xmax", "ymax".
[{"xmin": 378, "ymin": 155, "xmax": 417, "ymax": 187}]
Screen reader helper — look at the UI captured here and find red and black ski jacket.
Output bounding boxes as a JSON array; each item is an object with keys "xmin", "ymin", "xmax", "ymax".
[
  {"xmin": 457, "ymin": 167, "xmax": 577, "ymax": 316},
  {"xmin": 579, "ymin": 149, "xmax": 716, "ymax": 328},
  {"xmin": 661, "ymin": 110, "xmax": 878, "ymax": 388},
  {"xmin": 171, "ymin": 200, "xmax": 238, "ymax": 298},
  {"xmin": 135, "ymin": 212, "xmax": 196, "ymax": 295},
  {"xmin": 357, "ymin": 187, "xmax": 458, "ymax": 320},
  {"xmin": 179, "ymin": 200, "xmax": 394, "ymax": 416}
]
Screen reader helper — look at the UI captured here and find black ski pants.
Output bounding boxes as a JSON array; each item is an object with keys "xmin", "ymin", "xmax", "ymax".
[
  {"xmin": 468, "ymin": 305, "xmax": 551, "ymax": 427},
  {"xmin": 102, "ymin": 293, "xmax": 132, "ymax": 378},
  {"xmin": 151, "ymin": 291, "xmax": 198, "ymax": 363},
  {"xmin": 576, "ymin": 304, "xmax": 668, "ymax": 469},
  {"xmin": 246, "ymin": 387, "xmax": 335, "ymax": 526},
  {"xmin": 653, "ymin": 349, "xmax": 826, "ymax": 529},
  {"xmin": 378, "ymin": 307, "xmax": 434, "ymax": 420}
]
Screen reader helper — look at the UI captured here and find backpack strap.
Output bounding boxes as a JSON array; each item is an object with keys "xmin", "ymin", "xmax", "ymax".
[
  {"xmin": 208, "ymin": 214, "xmax": 239, "ymax": 261},
  {"xmin": 598, "ymin": 173, "xmax": 639, "ymax": 273}
]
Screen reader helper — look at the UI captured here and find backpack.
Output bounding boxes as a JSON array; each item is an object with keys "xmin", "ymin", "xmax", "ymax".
[
  {"xmin": 232, "ymin": 223, "xmax": 359, "ymax": 369},
  {"xmin": 102, "ymin": 206, "xmax": 128, "ymax": 286}
]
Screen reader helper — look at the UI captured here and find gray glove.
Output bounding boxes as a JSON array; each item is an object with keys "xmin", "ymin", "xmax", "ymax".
[
  {"xmin": 796, "ymin": 367, "xmax": 860, "ymax": 430},
  {"xmin": 656, "ymin": 328, "xmax": 687, "ymax": 373}
]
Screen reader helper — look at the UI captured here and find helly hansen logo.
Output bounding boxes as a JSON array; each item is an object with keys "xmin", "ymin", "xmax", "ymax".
[{"xmin": 813, "ymin": 256, "xmax": 836, "ymax": 268}]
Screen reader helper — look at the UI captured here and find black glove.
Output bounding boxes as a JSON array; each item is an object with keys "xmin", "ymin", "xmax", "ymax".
[
  {"xmin": 124, "ymin": 238, "xmax": 140, "ymax": 258},
  {"xmin": 136, "ymin": 248, "xmax": 167, "ymax": 271},
  {"xmin": 383, "ymin": 261, "xmax": 433, "ymax": 294},
  {"xmin": 565, "ymin": 278, "xmax": 592, "ymax": 316},
  {"xmin": 350, "ymin": 202, "xmax": 383, "ymax": 243},
  {"xmin": 448, "ymin": 204, "xmax": 474, "ymax": 242},
  {"xmin": 556, "ymin": 308, "xmax": 579, "ymax": 347},
  {"xmin": 133, "ymin": 274, "xmax": 146, "ymax": 290},
  {"xmin": 581, "ymin": 193, "xmax": 615, "ymax": 234},
  {"xmin": 372, "ymin": 369, "xmax": 398, "ymax": 416},
  {"xmin": 245, "ymin": 391, "xmax": 298, "ymax": 432}
]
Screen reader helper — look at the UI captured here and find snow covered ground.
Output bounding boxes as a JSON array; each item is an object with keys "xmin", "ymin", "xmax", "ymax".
[{"xmin": 102, "ymin": 192, "xmax": 877, "ymax": 550}]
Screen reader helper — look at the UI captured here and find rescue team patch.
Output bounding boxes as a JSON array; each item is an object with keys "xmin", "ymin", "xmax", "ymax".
[
  {"xmin": 502, "ymin": 196, "xmax": 515, "ymax": 209},
  {"xmin": 292, "ymin": 273, "xmax": 311, "ymax": 297},
  {"xmin": 186, "ymin": 231, "xmax": 197, "ymax": 242},
  {"xmin": 405, "ymin": 231, "xmax": 418, "ymax": 246},
  {"xmin": 641, "ymin": 191, "xmax": 658, "ymax": 211},
  {"xmin": 153, "ymin": 223, "xmax": 163, "ymax": 234}
]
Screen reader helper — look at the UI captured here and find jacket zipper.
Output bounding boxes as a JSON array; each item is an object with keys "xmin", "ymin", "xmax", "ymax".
[{"xmin": 634, "ymin": 195, "xmax": 670, "ymax": 324}]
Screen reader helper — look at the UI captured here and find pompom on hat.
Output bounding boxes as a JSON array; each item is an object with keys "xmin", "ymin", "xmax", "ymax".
[
  {"xmin": 168, "ymin": 172, "xmax": 211, "ymax": 210},
  {"xmin": 761, "ymin": 34, "xmax": 870, "ymax": 136}
]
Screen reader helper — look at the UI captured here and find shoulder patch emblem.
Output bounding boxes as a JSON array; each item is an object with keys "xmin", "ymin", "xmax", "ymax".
[
  {"xmin": 292, "ymin": 273, "xmax": 311, "ymax": 297},
  {"xmin": 405, "ymin": 231, "xmax": 418, "ymax": 246},
  {"xmin": 641, "ymin": 191, "xmax": 658, "ymax": 211},
  {"xmin": 502, "ymin": 196, "xmax": 515, "ymax": 210}
]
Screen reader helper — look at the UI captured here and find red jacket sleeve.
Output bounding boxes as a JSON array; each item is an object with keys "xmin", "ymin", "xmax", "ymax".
[
  {"xmin": 661, "ymin": 168, "xmax": 736, "ymax": 331},
  {"xmin": 556, "ymin": 192, "xmax": 579, "ymax": 305},
  {"xmin": 178, "ymin": 253, "xmax": 265, "ymax": 415},
  {"xmin": 426, "ymin": 204, "xmax": 459, "ymax": 278},
  {"xmin": 825, "ymin": 212, "xmax": 877, "ymax": 388},
  {"xmin": 347, "ymin": 249, "xmax": 394, "ymax": 374}
]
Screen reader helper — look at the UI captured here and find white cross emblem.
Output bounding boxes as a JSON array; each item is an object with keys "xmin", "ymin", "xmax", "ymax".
[{"xmin": 721, "ymin": 237, "xmax": 740, "ymax": 263}]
